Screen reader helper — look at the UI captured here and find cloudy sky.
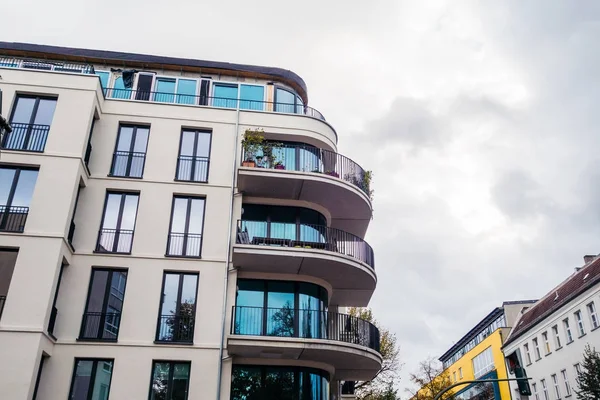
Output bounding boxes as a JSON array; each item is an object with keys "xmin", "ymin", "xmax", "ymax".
[{"xmin": 3, "ymin": 0, "xmax": 600, "ymax": 395}]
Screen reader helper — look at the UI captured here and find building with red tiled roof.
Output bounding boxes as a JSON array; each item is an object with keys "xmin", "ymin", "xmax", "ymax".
[{"xmin": 503, "ymin": 255, "xmax": 600, "ymax": 400}]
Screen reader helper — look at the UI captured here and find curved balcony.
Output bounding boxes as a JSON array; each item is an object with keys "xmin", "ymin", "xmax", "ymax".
[
  {"xmin": 238, "ymin": 144, "xmax": 372, "ymax": 237},
  {"xmin": 233, "ymin": 220, "xmax": 376, "ymax": 306},
  {"xmin": 228, "ymin": 306, "xmax": 382, "ymax": 380}
]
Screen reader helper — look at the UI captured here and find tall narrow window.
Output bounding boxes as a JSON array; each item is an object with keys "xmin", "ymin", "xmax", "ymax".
[
  {"xmin": 533, "ymin": 338, "xmax": 542, "ymax": 360},
  {"xmin": 4, "ymin": 95, "xmax": 56, "ymax": 152},
  {"xmin": 149, "ymin": 361, "xmax": 190, "ymax": 400},
  {"xmin": 574, "ymin": 311, "xmax": 586, "ymax": 336},
  {"xmin": 110, "ymin": 125, "xmax": 149, "ymax": 178},
  {"xmin": 176, "ymin": 79, "xmax": 197, "ymax": 105},
  {"xmin": 68, "ymin": 359, "xmax": 114, "ymax": 400},
  {"xmin": 95, "ymin": 71, "xmax": 110, "ymax": 96},
  {"xmin": 96, "ymin": 192, "xmax": 139, "ymax": 253},
  {"xmin": 275, "ymin": 87, "xmax": 304, "ymax": 114},
  {"xmin": 176, "ymin": 130, "xmax": 211, "ymax": 182},
  {"xmin": 552, "ymin": 374, "xmax": 561, "ymax": 399},
  {"xmin": 574, "ymin": 363, "xmax": 581, "ymax": 375},
  {"xmin": 0, "ymin": 166, "xmax": 38, "ymax": 232},
  {"xmin": 563, "ymin": 318, "xmax": 573, "ymax": 343},
  {"xmin": 561, "ymin": 370, "xmax": 571, "ymax": 397},
  {"xmin": 586, "ymin": 302, "xmax": 598, "ymax": 329},
  {"xmin": 167, "ymin": 197, "xmax": 205, "ymax": 257},
  {"xmin": 542, "ymin": 332, "xmax": 551, "ymax": 354},
  {"xmin": 541, "ymin": 379, "xmax": 549, "ymax": 400},
  {"xmin": 533, "ymin": 383, "xmax": 539, "ymax": 400},
  {"xmin": 156, "ymin": 272, "xmax": 198, "ymax": 343},
  {"xmin": 459, "ymin": 367, "xmax": 463, "ymax": 379},
  {"xmin": 524, "ymin": 343, "xmax": 532, "ymax": 364},
  {"xmin": 552, "ymin": 325, "xmax": 562, "ymax": 349},
  {"xmin": 79, "ymin": 268, "xmax": 127, "ymax": 340},
  {"xmin": 154, "ymin": 78, "xmax": 176, "ymax": 103},
  {"xmin": 48, "ymin": 263, "xmax": 65, "ymax": 336}
]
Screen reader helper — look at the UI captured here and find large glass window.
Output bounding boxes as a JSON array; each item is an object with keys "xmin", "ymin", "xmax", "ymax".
[
  {"xmin": 109, "ymin": 75, "xmax": 132, "ymax": 99},
  {"xmin": 4, "ymin": 95, "xmax": 57, "ymax": 152},
  {"xmin": 0, "ymin": 166, "xmax": 38, "ymax": 232},
  {"xmin": 167, "ymin": 197, "xmax": 205, "ymax": 257},
  {"xmin": 472, "ymin": 347, "xmax": 494, "ymax": 378},
  {"xmin": 231, "ymin": 365, "xmax": 329, "ymax": 400},
  {"xmin": 234, "ymin": 279, "xmax": 328, "ymax": 338},
  {"xmin": 79, "ymin": 268, "xmax": 127, "ymax": 341},
  {"xmin": 212, "ymin": 83, "xmax": 238, "ymax": 108},
  {"xmin": 176, "ymin": 79, "xmax": 197, "ymax": 105},
  {"xmin": 239, "ymin": 84, "xmax": 264, "ymax": 110},
  {"xmin": 149, "ymin": 361, "xmax": 190, "ymax": 400},
  {"xmin": 95, "ymin": 71, "xmax": 110, "ymax": 95},
  {"xmin": 96, "ymin": 192, "xmax": 139, "ymax": 253},
  {"xmin": 156, "ymin": 272, "xmax": 198, "ymax": 342},
  {"xmin": 110, "ymin": 125, "xmax": 150, "ymax": 178},
  {"xmin": 275, "ymin": 87, "xmax": 304, "ymax": 114},
  {"xmin": 176, "ymin": 130, "xmax": 211, "ymax": 182},
  {"xmin": 68, "ymin": 359, "xmax": 114, "ymax": 400}
]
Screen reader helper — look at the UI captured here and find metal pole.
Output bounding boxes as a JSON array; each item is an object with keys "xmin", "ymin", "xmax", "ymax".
[{"xmin": 433, "ymin": 378, "xmax": 531, "ymax": 400}]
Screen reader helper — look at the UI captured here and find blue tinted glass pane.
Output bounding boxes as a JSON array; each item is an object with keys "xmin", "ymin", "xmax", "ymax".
[
  {"xmin": 240, "ymin": 85, "xmax": 264, "ymax": 111},
  {"xmin": 275, "ymin": 88, "xmax": 296, "ymax": 113},
  {"xmin": 267, "ymin": 282, "xmax": 294, "ymax": 337},
  {"xmin": 155, "ymin": 78, "xmax": 176, "ymax": 103},
  {"xmin": 110, "ymin": 76, "xmax": 131, "ymax": 99},
  {"xmin": 213, "ymin": 84, "xmax": 238, "ymax": 108},
  {"xmin": 236, "ymin": 280, "xmax": 264, "ymax": 335},
  {"xmin": 270, "ymin": 222, "xmax": 296, "ymax": 241},
  {"xmin": 176, "ymin": 79, "xmax": 197, "ymax": 105},
  {"xmin": 241, "ymin": 220, "xmax": 267, "ymax": 241},
  {"xmin": 296, "ymin": 95, "xmax": 304, "ymax": 114},
  {"xmin": 71, "ymin": 360, "xmax": 94, "ymax": 400},
  {"xmin": 12, "ymin": 170, "xmax": 38, "ymax": 207},
  {"xmin": 91, "ymin": 361, "xmax": 113, "ymax": 400},
  {"xmin": 96, "ymin": 72, "xmax": 110, "ymax": 89},
  {"xmin": 0, "ymin": 169, "xmax": 16, "ymax": 204}
]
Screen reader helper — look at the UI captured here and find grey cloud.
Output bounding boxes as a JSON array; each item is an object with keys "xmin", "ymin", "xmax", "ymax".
[{"xmin": 491, "ymin": 170, "xmax": 553, "ymax": 220}]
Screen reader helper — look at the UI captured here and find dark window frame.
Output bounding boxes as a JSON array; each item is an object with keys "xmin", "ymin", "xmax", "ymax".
[
  {"xmin": 79, "ymin": 267, "xmax": 129, "ymax": 341},
  {"xmin": 148, "ymin": 360, "xmax": 192, "ymax": 400},
  {"xmin": 165, "ymin": 196, "xmax": 207, "ymax": 258},
  {"xmin": 0, "ymin": 165, "xmax": 39, "ymax": 232},
  {"xmin": 95, "ymin": 191, "xmax": 140, "ymax": 254},
  {"xmin": 4, "ymin": 94, "xmax": 58, "ymax": 152},
  {"xmin": 175, "ymin": 129, "xmax": 212, "ymax": 183},
  {"xmin": 274, "ymin": 86, "xmax": 304, "ymax": 114},
  {"xmin": 68, "ymin": 358, "xmax": 115, "ymax": 400},
  {"xmin": 155, "ymin": 271, "xmax": 199, "ymax": 343},
  {"xmin": 109, "ymin": 124, "xmax": 150, "ymax": 179}
]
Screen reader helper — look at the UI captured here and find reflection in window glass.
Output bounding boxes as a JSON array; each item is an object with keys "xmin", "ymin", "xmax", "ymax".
[
  {"xmin": 97, "ymin": 192, "xmax": 139, "ymax": 253},
  {"xmin": 176, "ymin": 79, "xmax": 197, "ymax": 105},
  {"xmin": 6, "ymin": 96, "xmax": 57, "ymax": 152},
  {"xmin": 157, "ymin": 272, "xmax": 198, "ymax": 342},
  {"xmin": 0, "ymin": 167, "xmax": 38, "ymax": 232},
  {"xmin": 213, "ymin": 84, "xmax": 238, "ymax": 108},
  {"xmin": 240, "ymin": 84, "xmax": 264, "ymax": 110},
  {"xmin": 167, "ymin": 197, "xmax": 205, "ymax": 257},
  {"xmin": 69, "ymin": 359, "xmax": 114, "ymax": 400},
  {"xmin": 150, "ymin": 361, "xmax": 190, "ymax": 400}
]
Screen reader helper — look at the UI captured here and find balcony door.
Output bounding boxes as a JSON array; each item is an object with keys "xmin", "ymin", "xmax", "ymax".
[
  {"xmin": 110, "ymin": 125, "xmax": 149, "ymax": 178},
  {"xmin": 96, "ymin": 192, "xmax": 139, "ymax": 253},
  {"xmin": 80, "ymin": 268, "xmax": 128, "ymax": 340},
  {"xmin": 156, "ymin": 272, "xmax": 198, "ymax": 342},
  {"xmin": 5, "ymin": 95, "xmax": 56, "ymax": 152},
  {"xmin": 0, "ymin": 166, "xmax": 38, "ymax": 232}
]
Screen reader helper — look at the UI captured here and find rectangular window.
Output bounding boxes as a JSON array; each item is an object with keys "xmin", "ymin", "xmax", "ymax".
[
  {"xmin": 552, "ymin": 325, "xmax": 562, "ymax": 349},
  {"xmin": 0, "ymin": 166, "xmax": 38, "ymax": 232},
  {"xmin": 4, "ymin": 95, "xmax": 56, "ymax": 152},
  {"xmin": 149, "ymin": 361, "xmax": 190, "ymax": 400},
  {"xmin": 524, "ymin": 343, "xmax": 532, "ymax": 364},
  {"xmin": 541, "ymin": 379, "xmax": 549, "ymax": 400},
  {"xmin": 561, "ymin": 370, "xmax": 571, "ymax": 397},
  {"xmin": 587, "ymin": 302, "xmax": 598, "ymax": 329},
  {"xmin": 79, "ymin": 268, "xmax": 127, "ymax": 340},
  {"xmin": 166, "ymin": 197, "xmax": 206, "ymax": 257},
  {"xmin": 212, "ymin": 83, "xmax": 238, "ymax": 108},
  {"xmin": 109, "ymin": 75, "xmax": 132, "ymax": 99},
  {"xmin": 552, "ymin": 374, "xmax": 561, "ymax": 399},
  {"xmin": 574, "ymin": 311, "xmax": 586, "ymax": 336},
  {"xmin": 542, "ymin": 332, "xmax": 551, "ymax": 354},
  {"xmin": 156, "ymin": 272, "xmax": 198, "ymax": 342},
  {"xmin": 472, "ymin": 347, "xmax": 494, "ymax": 378},
  {"xmin": 533, "ymin": 382, "xmax": 539, "ymax": 400},
  {"xmin": 176, "ymin": 130, "xmax": 211, "ymax": 182},
  {"xmin": 459, "ymin": 367, "xmax": 463, "ymax": 379},
  {"xmin": 110, "ymin": 125, "xmax": 150, "ymax": 178},
  {"xmin": 239, "ymin": 84, "xmax": 265, "ymax": 110},
  {"xmin": 533, "ymin": 338, "xmax": 542, "ymax": 360},
  {"xmin": 96, "ymin": 192, "xmax": 139, "ymax": 253},
  {"xmin": 95, "ymin": 71, "xmax": 110, "ymax": 95},
  {"xmin": 563, "ymin": 319, "xmax": 573, "ymax": 343},
  {"xmin": 574, "ymin": 363, "xmax": 581, "ymax": 375},
  {"xmin": 453, "ymin": 371, "xmax": 457, "ymax": 382},
  {"xmin": 176, "ymin": 79, "xmax": 197, "ymax": 105},
  {"xmin": 68, "ymin": 359, "xmax": 114, "ymax": 400}
]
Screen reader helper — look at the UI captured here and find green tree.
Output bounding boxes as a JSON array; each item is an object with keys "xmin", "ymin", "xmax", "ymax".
[
  {"xmin": 406, "ymin": 357, "xmax": 454, "ymax": 400},
  {"xmin": 576, "ymin": 344, "xmax": 600, "ymax": 400},
  {"xmin": 348, "ymin": 307, "xmax": 402, "ymax": 400}
]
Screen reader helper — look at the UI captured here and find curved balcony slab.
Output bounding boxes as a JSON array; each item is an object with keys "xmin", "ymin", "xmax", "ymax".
[{"xmin": 237, "ymin": 168, "xmax": 372, "ymax": 238}]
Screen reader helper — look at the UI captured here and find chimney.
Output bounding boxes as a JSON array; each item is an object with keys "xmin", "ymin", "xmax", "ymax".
[{"xmin": 583, "ymin": 255, "xmax": 597, "ymax": 264}]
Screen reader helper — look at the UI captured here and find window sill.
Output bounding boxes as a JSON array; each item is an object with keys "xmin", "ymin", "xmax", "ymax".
[
  {"xmin": 535, "ymin": 358, "xmax": 542, "ymax": 362},
  {"xmin": 565, "ymin": 395, "xmax": 572, "ymax": 398},
  {"xmin": 545, "ymin": 352, "xmax": 552, "ymax": 357},
  {"xmin": 154, "ymin": 340, "xmax": 194, "ymax": 345},
  {"xmin": 174, "ymin": 178, "xmax": 209, "ymax": 184},
  {"xmin": 107, "ymin": 174, "xmax": 143, "ymax": 180},
  {"xmin": 93, "ymin": 250, "xmax": 132, "ymax": 255},
  {"xmin": 165, "ymin": 254, "xmax": 202, "ymax": 259},
  {"xmin": 578, "ymin": 333, "xmax": 587, "ymax": 339},
  {"xmin": 526, "ymin": 362, "xmax": 532, "ymax": 367},
  {"xmin": 566, "ymin": 340, "xmax": 574, "ymax": 345},
  {"xmin": 77, "ymin": 338, "xmax": 119, "ymax": 343},
  {"xmin": 555, "ymin": 346, "xmax": 563, "ymax": 351},
  {"xmin": 591, "ymin": 326, "xmax": 599, "ymax": 332}
]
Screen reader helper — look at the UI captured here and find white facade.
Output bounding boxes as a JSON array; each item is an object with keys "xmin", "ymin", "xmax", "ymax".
[
  {"xmin": 0, "ymin": 44, "xmax": 379, "ymax": 400},
  {"xmin": 503, "ymin": 263, "xmax": 600, "ymax": 400}
]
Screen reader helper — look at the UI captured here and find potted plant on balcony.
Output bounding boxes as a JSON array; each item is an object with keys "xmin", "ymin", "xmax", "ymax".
[
  {"xmin": 261, "ymin": 140, "xmax": 284, "ymax": 169},
  {"xmin": 325, "ymin": 170, "xmax": 339, "ymax": 178},
  {"xmin": 241, "ymin": 128, "xmax": 264, "ymax": 167},
  {"xmin": 362, "ymin": 170, "xmax": 374, "ymax": 201},
  {"xmin": 274, "ymin": 161, "xmax": 285, "ymax": 170}
]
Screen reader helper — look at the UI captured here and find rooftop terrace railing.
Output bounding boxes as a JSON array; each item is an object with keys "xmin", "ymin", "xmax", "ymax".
[{"xmin": 0, "ymin": 57, "xmax": 95, "ymax": 74}]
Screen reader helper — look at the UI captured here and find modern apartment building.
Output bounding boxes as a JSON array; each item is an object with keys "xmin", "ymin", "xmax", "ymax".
[
  {"xmin": 0, "ymin": 42, "xmax": 380, "ymax": 400},
  {"xmin": 503, "ymin": 255, "xmax": 600, "ymax": 400},
  {"xmin": 438, "ymin": 301, "xmax": 536, "ymax": 400}
]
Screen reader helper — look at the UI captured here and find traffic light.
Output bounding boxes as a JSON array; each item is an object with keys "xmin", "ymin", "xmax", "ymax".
[{"xmin": 515, "ymin": 366, "xmax": 532, "ymax": 396}]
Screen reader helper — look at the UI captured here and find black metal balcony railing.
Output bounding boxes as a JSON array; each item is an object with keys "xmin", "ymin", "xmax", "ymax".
[
  {"xmin": 156, "ymin": 314, "xmax": 195, "ymax": 343},
  {"xmin": 110, "ymin": 151, "xmax": 146, "ymax": 178},
  {"xmin": 166, "ymin": 232, "xmax": 203, "ymax": 257},
  {"xmin": 2, "ymin": 123, "xmax": 50, "ymax": 152},
  {"xmin": 176, "ymin": 155, "xmax": 210, "ymax": 182},
  {"xmin": 231, "ymin": 306, "xmax": 381, "ymax": 353},
  {"xmin": 79, "ymin": 312, "xmax": 121, "ymax": 340},
  {"xmin": 237, "ymin": 220, "xmax": 375, "ymax": 269},
  {"xmin": 0, "ymin": 57, "xmax": 95, "ymax": 74},
  {"xmin": 241, "ymin": 143, "xmax": 371, "ymax": 197},
  {"xmin": 96, "ymin": 228, "xmax": 134, "ymax": 253},
  {"xmin": 0, "ymin": 295, "xmax": 5, "ymax": 320},
  {"xmin": 47, "ymin": 306, "xmax": 58, "ymax": 335},
  {"xmin": 104, "ymin": 88, "xmax": 326, "ymax": 121},
  {"xmin": 0, "ymin": 205, "xmax": 29, "ymax": 232}
]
